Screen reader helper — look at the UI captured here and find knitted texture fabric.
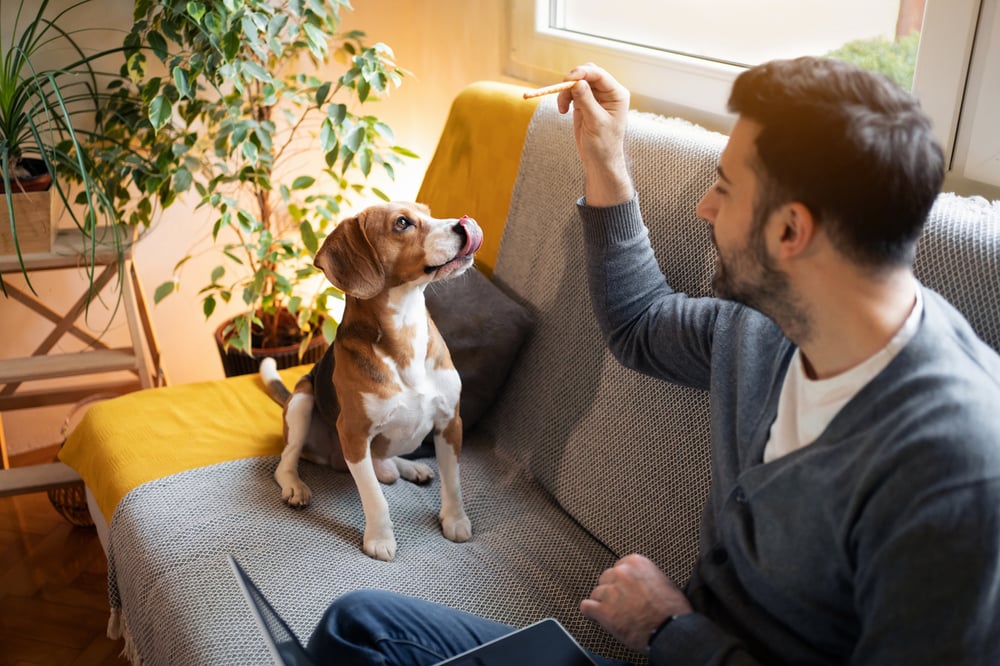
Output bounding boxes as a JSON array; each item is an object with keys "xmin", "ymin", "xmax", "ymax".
[{"xmin": 915, "ymin": 192, "xmax": 1000, "ymax": 350}]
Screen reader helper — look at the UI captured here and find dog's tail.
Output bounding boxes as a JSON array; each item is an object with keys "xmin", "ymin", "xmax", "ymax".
[{"xmin": 259, "ymin": 357, "xmax": 292, "ymax": 406}]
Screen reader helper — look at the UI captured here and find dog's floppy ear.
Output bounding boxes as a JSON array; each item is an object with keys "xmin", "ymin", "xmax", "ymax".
[{"xmin": 314, "ymin": 214, "xmax": 385, "ymax": 299}]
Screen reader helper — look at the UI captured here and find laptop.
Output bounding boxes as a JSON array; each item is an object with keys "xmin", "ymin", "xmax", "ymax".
[
  {"xmin": 435, "ymin": 617, "xmax": 597, "ymax": 665},
  {"xmin": 228, "ymin": 555, "xmax": 597, "ymax": 666}
]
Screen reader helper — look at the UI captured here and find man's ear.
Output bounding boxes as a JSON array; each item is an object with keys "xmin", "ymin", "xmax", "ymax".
[
  {"xmin": 314, "ymin": 214, "xmax": 386, "ymax": 299},
  {"xmin": 773, "ymin": 202, "xmax": 817, "ymax": 260}
]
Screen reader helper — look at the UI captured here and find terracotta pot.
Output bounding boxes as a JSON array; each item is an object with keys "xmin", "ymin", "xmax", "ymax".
[
  {"xmin": 214, "ymin": 317, "xmax": 328, "ymax": 378},
  {"xmin": 0, "ymin": 157, "xmax": 52, "ymax": 194}
]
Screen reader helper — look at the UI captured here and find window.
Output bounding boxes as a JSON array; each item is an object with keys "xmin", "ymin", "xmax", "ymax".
[{"xmin": 507, "ymin": 0, "xmax": 999, "ymax": 196}]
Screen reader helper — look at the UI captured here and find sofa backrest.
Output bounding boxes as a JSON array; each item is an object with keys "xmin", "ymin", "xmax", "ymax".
[
  {"xmin": 487, "ymin": 101, "xmax": 726, "ymax": 584},
  {"xmin": 487, "ymin": 98, "xmax": 1000, "ymax": 584},
  {"xmin": 915, "ymin": 193, "xmax": 1000, "ymax": 352}
]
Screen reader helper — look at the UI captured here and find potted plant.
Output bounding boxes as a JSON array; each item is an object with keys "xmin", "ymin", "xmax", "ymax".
[
  {"xmin": 97, "ymin": 0, "xmax": 414, "ymax": 374},
  {"xmin": 0, "ymin": 0, "xmax": 142, "ymax": 297}
]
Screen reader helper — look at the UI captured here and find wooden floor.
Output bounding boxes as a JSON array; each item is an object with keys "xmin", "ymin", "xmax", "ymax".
[{"xmin": 0, "ymin": 446, "xmax": 130, "ymax": 666}]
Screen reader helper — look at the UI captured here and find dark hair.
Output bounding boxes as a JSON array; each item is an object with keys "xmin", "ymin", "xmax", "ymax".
[{"xmin": 728, "ymin": 56, "xmax": 944, "ymax": 268}]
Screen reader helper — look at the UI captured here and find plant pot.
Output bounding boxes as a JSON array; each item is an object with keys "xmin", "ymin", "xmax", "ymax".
[
  {"xmin": 214, "ymin": 318, "xmax": 328, "ymax": 378},
  {"xmin": 0, "ymin": 158, "xmax": 56, "ymax": 256}
]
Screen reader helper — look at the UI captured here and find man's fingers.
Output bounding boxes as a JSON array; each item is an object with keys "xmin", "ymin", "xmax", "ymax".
[{"xmin": 579, "ymin": 597, "xmax": 605, "ymax": 623}]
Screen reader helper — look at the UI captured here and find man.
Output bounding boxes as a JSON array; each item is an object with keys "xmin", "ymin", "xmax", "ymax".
[{"xmin": 307, "ymin": 58, "xmax": 1000, "ymax": 664}]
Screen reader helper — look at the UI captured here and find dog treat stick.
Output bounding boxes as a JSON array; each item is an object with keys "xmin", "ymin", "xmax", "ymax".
[{"xmin": 522, "ymin": 80, "xmax": 578, "ymax": 99}]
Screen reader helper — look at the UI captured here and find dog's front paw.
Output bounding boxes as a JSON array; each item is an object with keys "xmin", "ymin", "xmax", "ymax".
[
  {"xmin": 441, "ymin": 512, "xmax": 472, "ymax": 543},
  {"xmin": 363, "ymin": 529, "xmax": 397, "ymax": 561},
  {"xmin": 395, "ymin": 458, "xmax": 435, "ymax": 485},
  {"xmin": 276, "ymin": 473, "xmax": 312, "ymax": 507}
]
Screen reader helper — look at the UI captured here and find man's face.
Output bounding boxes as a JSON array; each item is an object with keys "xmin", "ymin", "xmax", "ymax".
[{"xmin": 695, "ymin": 117, "xmax": 792, "ymax": 318}]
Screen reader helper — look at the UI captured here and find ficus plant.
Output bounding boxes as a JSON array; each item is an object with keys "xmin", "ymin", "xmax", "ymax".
[{"xmin": 95, "ymin": 0, "xmax": 415, "ymax": 356}]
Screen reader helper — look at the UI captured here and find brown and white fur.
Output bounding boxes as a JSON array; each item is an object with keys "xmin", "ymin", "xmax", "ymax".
[{"xmin": 259, "ymin": 202, "xmax": 481, "ymax": 561}]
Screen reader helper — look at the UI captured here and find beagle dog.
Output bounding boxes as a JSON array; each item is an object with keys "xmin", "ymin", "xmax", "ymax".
[{"xmin": 259, "ymin": 202, "xmax": 481, "ymax": 561}]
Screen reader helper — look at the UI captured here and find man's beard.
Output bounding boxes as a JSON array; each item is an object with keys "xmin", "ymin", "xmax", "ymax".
[{"xmin": 711, "ymin": 227, "xmax": 811, "ymax": 343}]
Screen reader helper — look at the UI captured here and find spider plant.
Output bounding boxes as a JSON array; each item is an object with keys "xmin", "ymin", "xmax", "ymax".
[{"xmin": 0, "ymin": 0, "xmax": 138, "ymax": 297}]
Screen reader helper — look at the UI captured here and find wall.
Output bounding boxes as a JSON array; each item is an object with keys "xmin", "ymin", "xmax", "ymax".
[{"xmin": 0, "ymin": 0, "xmax": 526, "ymax": 456}]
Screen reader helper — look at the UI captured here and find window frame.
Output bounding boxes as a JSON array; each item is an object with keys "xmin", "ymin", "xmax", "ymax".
[{"xmin": 506, "ymin": 0, "xmax": 998, "ymax": 197}]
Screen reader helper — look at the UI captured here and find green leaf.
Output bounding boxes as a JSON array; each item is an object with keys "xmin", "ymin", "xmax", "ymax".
[
  {"xmin": 322, "ymin": 316, "xmax": 338, "ymax": 342},
  {"xmin": 373, "ymin": 121, "xmax": 394, "ymax": 141},
  {"xmin": 148, "ymin": 31, "xmax": 168, "ymax": 61},
  {"xmin": 242, "ymin": 141, "xmax": 259, "ymax": 163},
  {"xmin": 268, "ymin": 14, "xmax": 289, "ymax": 38},
  {"xmin": 223, "ymin": 32, "xmax": 240, "ymax": 61},
  {"xmin": 236, "ymin": 209, "xmax": 256, "ymax": 232},
  {"xmin": 328, "ymin": 103, "xmax": 347, "ymax": 125},
  {"xmin": 210, "ymin": 265, "xmax": 225, "ymax": 283},
  {"xmin": 302, "ymin": 23, "xmax": 328, "ymax": 55},
  {"xmin": 173, "ymin": 67, "xmax": 192, "ymax": 99},
  {"xmin": 320, "ymin": 119, "xmax": 336, "ymax": 152},
  {"xmin": 301, "ymin": 221, "xmax": 319, "ymax": 254},
  {"xmin": 203, "ymin": 295, "xmax": 217, "ymax": 319},
  {"xmin": 187, "ymin": 2, "xmax": 207, "ymax": 21},
  {"xmin": 391, "ymin": 145, "xmax": 419, "ymax": 159},
  {"xmin": 291, "ymin": 176, "xmax": 315, "ymax": 190},
  {"xmin": 204, "ymin": 11, "xmax": 223, "ymax": 34},
  {"xmin": 154, "ymin": 281, "xmax": 176, "ymax": 303},
  {"xmin": 235, "ymin": 318, "xmax": 252, "ymax": 354},
  {"xmin": 242, "ymin": 60, "xmax": 270, "ymax": 82},
  {"xmin": 149, "ymin": 95, "xmax": 173, "ymax": 130},
  {"xmin": 316, "ymin": 82, "xmax": 332, "ymax": 106},
  {"xmin": 344, "ymin": 126, "xmax": 365, "ymax": 152},
  {"xmin": 173, "ymin": 168, "xmax": 193, "ymax": 192}
]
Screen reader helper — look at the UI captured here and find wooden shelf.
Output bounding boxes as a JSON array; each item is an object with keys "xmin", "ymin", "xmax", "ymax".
[
  {"xmin": 0, "ymin": 380, "xmax": 140, "ymax": 411},
  {"xmin": 0, "ymin": 349, "xmax": 139, "ymax": 384},
  {"xmin": 0, "ymin": 227, "xmax": 134, "ymax": 273},
  {"xmin": 0, "ymin": 462, "xmax": 81, "ymax": 498}
]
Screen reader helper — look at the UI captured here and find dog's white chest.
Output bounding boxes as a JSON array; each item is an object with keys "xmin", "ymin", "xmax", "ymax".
[
  {"xmin": 363, "ymin": 362, "xmax": 459, "ymax": 454},
  {"xmin": 359, "ymin": 287, "xmax": 461, "ymax": 454}
]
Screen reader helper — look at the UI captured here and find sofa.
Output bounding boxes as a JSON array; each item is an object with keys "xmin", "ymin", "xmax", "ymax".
[{"xmin": 60, "ymin": 81, "xmax": 1000, "ymax": 665}]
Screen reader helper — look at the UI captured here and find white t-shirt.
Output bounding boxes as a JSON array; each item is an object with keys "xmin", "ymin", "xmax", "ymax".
[{"xmin": 763, "ymin": 287, "xmax": 924, "ymax": 464}]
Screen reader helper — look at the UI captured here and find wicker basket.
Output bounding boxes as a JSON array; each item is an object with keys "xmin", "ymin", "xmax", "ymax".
[
  {"xmin": 47, "ymin": 482, "xmax": 94, "ymax": 527},
  {"xmin": 47, "ymin": 394, "xmax": 116, "ymax": 527}
]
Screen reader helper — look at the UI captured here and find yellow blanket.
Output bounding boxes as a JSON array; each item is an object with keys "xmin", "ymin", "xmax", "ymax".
[{"xmin": 60, "ymin": 366, "xmax": 307, "ymax": 524}]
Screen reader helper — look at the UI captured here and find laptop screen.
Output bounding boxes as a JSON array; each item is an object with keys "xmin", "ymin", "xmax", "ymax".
[{"xmin": 228, "ymin": 555, "xmax": 316, "ymax": 666}]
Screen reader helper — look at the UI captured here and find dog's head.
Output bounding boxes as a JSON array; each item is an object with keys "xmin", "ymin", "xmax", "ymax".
[{"xmin": 314, "ymin": 202, "xmax": 483, "ymax": 299}]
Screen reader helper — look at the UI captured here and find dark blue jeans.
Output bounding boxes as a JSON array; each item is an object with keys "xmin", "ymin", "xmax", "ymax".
[{"xmin": 306, "ymin": 589, "xmax": 629, "ymax": 665}]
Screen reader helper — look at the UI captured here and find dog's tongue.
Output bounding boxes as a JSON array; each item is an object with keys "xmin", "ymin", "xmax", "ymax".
[{"xmin": 458, "ymin": 216, "xmax": 483, "ymax": 257}]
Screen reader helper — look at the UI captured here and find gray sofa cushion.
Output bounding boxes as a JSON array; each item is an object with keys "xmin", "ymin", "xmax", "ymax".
[
  {"xmin": 426, "ymin": 266, "xmax": 534, "ymax": 433},
  {"xmin": 107, "ymin": 450, "xmax": 629, "ymax": 664}
]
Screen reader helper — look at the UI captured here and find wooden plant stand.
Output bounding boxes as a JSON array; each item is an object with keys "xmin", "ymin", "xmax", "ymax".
[{"xmin": 0, "ymin": 228, "xmax": 165, "ymax": 496}]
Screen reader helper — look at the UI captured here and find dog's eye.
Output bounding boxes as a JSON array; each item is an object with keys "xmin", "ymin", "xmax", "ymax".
[{"xmin": 393, "ymin": 216, "xmax": 413, "ymax": 232}]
